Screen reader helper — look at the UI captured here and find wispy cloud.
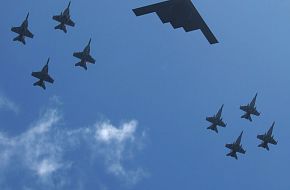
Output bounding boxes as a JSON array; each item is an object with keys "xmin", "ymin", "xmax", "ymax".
[
  {"xmin": 0, "ymin": 109, "xmax": 62, "ymax": 176},
  {"xmin": 0, "ymin": 94, "xmax": 19, "ymax": 113},
  {"xmin": 0, "ymin": 108, "xmax": 147, "ymax": 189},
  {"xmin": 94, "ymin": 120, "xmax": 147, "ymax": 184},
  {"xmin": 96, "ymin": 120, "xmax": 137, "ymax": 143}
]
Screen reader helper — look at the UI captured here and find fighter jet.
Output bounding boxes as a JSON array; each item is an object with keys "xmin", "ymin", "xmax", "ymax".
[
  {"xmin": 132, "ymin": 0, "xmax": 218, "ymax": 44},
  {"xmin": 73, "ymin": 39, "xmax": 96, "ymax": 70},
  {"xmin": 53, "ymin": 1, "xmax": 75, "ymax": 33},
  {"xmin": 240, "ymin": 93, "xmax": 260, "ymax": 122},
  {"xmin": 11, "ymin": 13, "xmax": 34, "ymax": 45},
  {"xmin": 225, "ymin": 131, "xmax": 246, "ymax": 160},
  {"xmin": 206, "ymin": 105, "xmax": 226, "ymax": 133},
  {"xmin": 31, "ymin": 58, "xmax": 54, "ymax": 90},
  {"xmin": 257, "ymin": 122, "xmax": 278, "ymax": 151}
]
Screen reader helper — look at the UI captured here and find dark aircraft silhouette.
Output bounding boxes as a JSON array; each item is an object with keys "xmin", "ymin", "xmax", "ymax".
[
  {"xmin": 240, "ymin": 93, "xmax": 260, "ymax": 122},
  {"xmin": 73, "ymin": 39, "xmax": 96, "ymax": 70},
  {"xmin": 225, "ymin": 131, "xmax": 246, "ymax": 160},
  {"xmin": 206, "ymin": 105, "xmax": 226, "ymax": 133},
  {"xmin": 132, "ymin": 0, "xmax": 218, "ymax": 44},
  {"xmin": 11, "ymin": 13, "xmax": 34, "ymax": 45},
  {"xmin": 53, "ymin": 1, "xmax": 75, "ymax": 33},
  {"xmin": 31, "ymin": 58, "xmax": 54, "ymax": 90},
  {"xmin": 257, "ymin": 122, "xmax": 278, "ymax": 151}
]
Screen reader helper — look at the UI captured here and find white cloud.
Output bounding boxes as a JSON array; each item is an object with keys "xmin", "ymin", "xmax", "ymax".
[
  {"xmin": 94, "ymin": 120, "xmax": 147, "ymax": 185},
  {"xmin": 0, "ymin": 108, "xmax": 147, "ymax": 189},
  {"xmin": 49, "ymin": 95, "xmax": 63, "ymax": 106},
  {"xmin": 0, "ymin": 109, "xmax": 62, "ymax": 177},
  {"xmin": 0, "ymin": 95, "xmax": 19, "ymax": 113},
  {"xmin": 36, "ymin": 159, "xmax": 61, "ymax": 176},
  {"xmin": 95, "ymin": 120, "xmax": 137, "ymax": 143}
]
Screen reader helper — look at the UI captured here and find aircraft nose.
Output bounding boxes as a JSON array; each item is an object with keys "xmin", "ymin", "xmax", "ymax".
[
  {"xmin": 46, "ymin": 57, "xmax": 50, "ymax": 65},
  {"xmin": 26, "ymin": 12, "xmax": 29, "ymax": 20}
]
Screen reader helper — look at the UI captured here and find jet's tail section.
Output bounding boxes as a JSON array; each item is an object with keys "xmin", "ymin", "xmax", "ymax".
[
  {"xmin": 258, "ymin": 142, "xmax": 269, "ymax": 151},
  {"xmin": 33, "ymin": 80, "xmax": 46, "ymax": 90},
  {"xmin": 55, "ymin": 24, "xmax": 67, "ymax": 33},
  {"xmin": 226, "ymin": 151, "xmax": 238, "ymax": 160},
  {"xmin": 13, "ymin": 35, "xmax": 25, "ymax": 44},
  {"xmin": 75, "ymin": 61, "xmax": 87, "ymax": 70},
  {"xmin": 207, "ymin": 124, "xmax": 218, "ymax": 133},
  {"xmin": 241, "ymin": 113, "xmax": 252, "ymax": 122}
]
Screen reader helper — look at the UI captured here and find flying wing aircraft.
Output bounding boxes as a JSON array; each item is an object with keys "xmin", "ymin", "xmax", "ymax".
[
  {"xmin": 11, "ymin": 13, "xmax": 34, "ymax": 45},
  {"xmin": 73, "ymin": 38, "xmax": 96, "ymax": 70},
  {"xmin": 31, "ymin": 58, "xmax": 54, "ymax": 90},
  {"xmin": 132, "ymin": 0, "xmax": 218, "ymax": 44},
  {"xmin": 225, "ymin": 131, "xmax": 246, "ymax": 160},
  {"xmin": 53, "ymin": 1, "xmax": 75, "ymax": 33},
  {"xmin": 257, "ymin": 122, "xmax": 278, "ymax": 151},
  {"xmin": 206, "ymin": 104, "xmax": 226, "ymax": 133},
  {"xmin": 240, "ymin": 93, "xmax": 260, "ymax": 122}
]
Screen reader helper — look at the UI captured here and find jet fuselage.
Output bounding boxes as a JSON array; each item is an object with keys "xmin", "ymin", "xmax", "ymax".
[{"xmin": 59, "ymin": 12, "xmax": 71, "ymax": 24}]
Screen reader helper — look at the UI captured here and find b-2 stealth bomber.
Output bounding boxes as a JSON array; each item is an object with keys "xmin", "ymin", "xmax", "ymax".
[
  {"xmin": 132, "ymin": 0, "xmax": 218, "ymax": 44},
  {"xmin": 240, "ymin": 93, "xmax": 260, "ymax": 122},
  {"xmin": 206, "ymin": 105, "xmax": 226, "ymax": 133},
  {"xmin": 53, "ymin": 1, "xmax": 75, "ymax": 33},
  {"xmin": 225, "ymin": 131, "xmax": 246, "ymax": 160},
  {"xmin": 11, "ymin": 13, "xmax": 34, "ymax": 45},
  {"xmin": 257, "ymin": 122, "xmax": 278, "ymax": 151},
  {"xmin": 31, "ymin": 58, "xmax": 54, "ymax": 90},
  {"xmin": 73, "ymin": 39, "xmax": 96, "ymax": 70}
]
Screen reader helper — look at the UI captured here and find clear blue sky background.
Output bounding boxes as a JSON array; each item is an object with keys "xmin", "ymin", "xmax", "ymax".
[{"xmin": 1, "ymin": 0, "xmax": 290, "ymax": 189}]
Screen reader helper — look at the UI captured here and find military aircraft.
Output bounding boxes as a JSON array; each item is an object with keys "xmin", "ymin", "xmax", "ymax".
[
  {"xmin": 53, "ymin": 1, "xmax": 75, "ymax": 33},
  {"xmin": 132, "ymin": 0, "xmax": 218, "ymax": 44},
  {"xmin": 225, "ymin": 131, "xmax": 246, "ymax": 160},
  {"xmin": 11, "ymin": 13, "xmax": 34, "ymax": 45},
  {"xmin": 240, "ymin": 93, "xmax": 260, "ymax": 122},
  {"xmin": 31, "ymin": 58, "xmax": 54, "ymax": 90},
  {"xmin": 206, "ymin": 105, "xmax": 226, "ymax": 133},
  {"xmin": 257, "ymin": 122, "xmax": 278, "ymax": 151},
  {"xmin": 73, "ymin": 39, "xmax": 96, "ymax": 70}
]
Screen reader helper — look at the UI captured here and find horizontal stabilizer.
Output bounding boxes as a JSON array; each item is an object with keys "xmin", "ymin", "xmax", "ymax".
[
  {"xmin": 241, "ymin": 113, "xmax": 252, "ymax": 122},
  {"xmin": 13, "ymin": 35, "xmax": 25, "ymax": 45},
  {"xmin": 55, "ymin": 24, "xmax": 67, "ymax": 33},
  {"xmin": 75, "ymin": 62, "xmax": 87, "ymax": 70},
  {"xmin": 226, "ymin": 152, "xmax": 238, "ymax": 160},
  {"xmin": 33, "ymin": 80, "xmax": 46, "ymax": 90},
  {"xmin": 258, "ymin": 143, "xmax": 269, "ymax": 151},
  {"xmin": 207, "ymin": 125, "xmax": 218, "ymax": 133}
]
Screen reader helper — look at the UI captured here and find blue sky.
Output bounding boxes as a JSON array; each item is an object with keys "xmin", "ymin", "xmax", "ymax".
[{"xmin": 1, "ymin": 0, "xmax": 290, "ymax": 189}]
